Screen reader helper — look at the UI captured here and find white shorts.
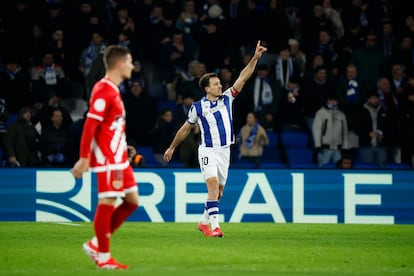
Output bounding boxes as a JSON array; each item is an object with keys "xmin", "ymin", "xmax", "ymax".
[{"xmin": 198, "ymin": 146, "xmax": 230, "ymax": 185}]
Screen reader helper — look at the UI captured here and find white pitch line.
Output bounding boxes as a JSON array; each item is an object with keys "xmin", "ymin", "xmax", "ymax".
[{"xmin": 53, "ymin": 222, "xmax": 83, "ymax": 226}]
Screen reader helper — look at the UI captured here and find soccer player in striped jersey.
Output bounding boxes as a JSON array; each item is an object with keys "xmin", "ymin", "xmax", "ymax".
[
  {"xmin": 164, "ymin": 41, "xmax": 267, "ymax": 237},
  {"xmin": 71, "ymin": 45, "xmax": 138, "ymax": 269}
]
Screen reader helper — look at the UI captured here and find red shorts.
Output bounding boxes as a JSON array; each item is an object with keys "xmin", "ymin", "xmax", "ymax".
[{"xmin": 96, "ymin": 165, "xmax": 138, "ymax": 199}]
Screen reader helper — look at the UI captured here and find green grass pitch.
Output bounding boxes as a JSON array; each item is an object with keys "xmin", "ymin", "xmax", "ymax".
[{"xmin": 0, "ymin": 222, "xmax": 413, "ymax": 275}]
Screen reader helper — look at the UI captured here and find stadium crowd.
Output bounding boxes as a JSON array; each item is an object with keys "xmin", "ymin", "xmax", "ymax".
[{"xmin": 0, "ymin": 0, "xmax": 413, "ymax": 169}]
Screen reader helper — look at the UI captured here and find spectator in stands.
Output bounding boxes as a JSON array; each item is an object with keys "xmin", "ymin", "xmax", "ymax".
[
  {"xmin": 403, "ymin": 69, "xmax": 414, "ymax": 98},
  {"xmin": 152, "ymin": 108, "xmax": 175, "ymax": 167},
  {"xmin": 336, "ymin": 64, "xmax": 368, "ymax": 130},
  {"xmin": 376, "ymin": 77, "xmax": 400, "ymax": 116},
  {"xmin": 106, "ymin": 4, "xmax": 136, "ymax": 45},
  {"xmin": 350, "ymin": 32, "xmax": 387, "ymax": 92},
  {"xmin": 175, "ymin": 60, "xmax": 207, "ymax": 102},
  {"xmin": 277, "ymin": 75, "xmax": 306, "ymax": 132},
  {"xmin": 399, "ymin": 75, "xmax": 414, "ymax": 167},
  {"xmin": 312, "ymin": 29, "xmax": 340, "ymax": 71},
  {"xmin": 244, "ymin": 63, "xmax": 282, "ymax": 131},
  {"xmin": 302, "ymin": 66, "xmax": 336, "ymax": 135},
  {"xmin": 127, "ymin": 144, "xmax": 146, "ymax": 168},
  {"xmin": 354, "ymin": 91, "xmax": 393, "ymax": 168},
  {"xmin": 141, "ymin": 4, "xmax": 174, "ymax": 60},
  {"xmin": 87, "ymin": 30, "xmax": 142, "ymax": 98},
  {"xmin": 78, "ymin": 30, "xmax": 106, "ymax": 99},
  {"xmin": 39, "ymin": 107, "xmax": 70, "ymax": 167},
  {"xmin": 121, "ymin": 78, "xmax": 157, "ymax": 147},
  {"xmin": 401, "ymin": 15, "xmax": 414, "ymax": 39},
  {"xmin": 0, "ymin": 98, "xmax": 9, "ymax": 163},
  {"xmin": 1, "ymin": 0, "xmax": 36, "ymax": 66},
  {"xmin": 262, "ymin": 0, "xmax": 292, "ymax": 56},
  {"xmin": 389, "ymin": 35, "xmax": 414, "ymax": 73},
  {"xmin": 38, "ymin": 2, "xmax": 65, "ymax": 38},
  {"xmin": 159, "ymin": 29, "xmax": 197, "ymax": 84},
  {"xmin": 160, "ymin": 0, "xmax": 182, "ymax": 29},
  {"xmin": 118, "ymin": 57, "xmax": 144, "ymax": 95},
  {"xmin": 288, "ymin": 38, "xmax": 306, "ymax": 74},
  {"xmin": 388, "ymin": 63, "xmax": 408, "ymax": 102},
  {"xmin": 175, "ymin": 0, "xmax": 199, "ymax": 37},
  {"xmin": 65, "ymin": 0, "xmax": 102, "ymax": 78},
  {"xmin": 3, "ymin": 106, "xmax": 40, "ymax": 167},
  {"xmin": 138, "ymin": 4, "xmax": 176, "ymax": 91},
  {"xmin": 195, "ymin": 17, "xmax": 229, "ymax": 73},
  {"xmin": 30, "ymin": 50, "xmax": 67, "ymax": 102},
  {"xmin": 218, "ymin": 64, "xmax": 236, "ymax": 91},
  {"xmin": 322, "ymin": 0, "xmax": 344, "ymax": 40},
  {"xmin": 84, "ymin": 46, "xmax": 105, "ymax": 100},
  {"xmin": 31, "ymin": 91, "xmax": 73, "ymax": 132},
  {"xmin": 341, "ymin": 0, "xmax": 382, "ymax": 37},
  {"xmin": 129, "ymin": 59, "xmax": 144, "ymax": 83},
  {"xmin": 28, "ymin": 23, "xmax": 47, "ymax": 67},
  {"xmin": 66, "ymin": 0, "xmax": 101, "ymax": 46},
  {"xmin": 312, "ymin": 94, "xmax": 349, "ymax": 167},
  {"xmin": 47, "ymin": 28, "xmax": 65, "ymax": 71},
  {"xmin": 376, "ymin": 77, "xmax": 401, "ymax": 163},
  {"xmin": 0, "ymin": 58, "xmax": 32, "ymax": 113},
  {"xmin": 222, "ymin": 0, "xmax": 254, "ymax": 55},
  {"xmin": 274, "ymin": 44, "xmax": 301, "ymax": 89},
  {"xmin": 336, "ymin": 154, "xmax": 354, "ymax": 169},
  {"xmin": 301, "ymin": 2, "xmax": 334, "ymax": 56},
  {"xmin": 379, "ymin": 20, "xmax": 396, "ymax": 59},
  {"xmin": 337, "ymin": 22, "xmax": 365, "ymax": 68},
  {"xmin": 303, "ymin": 53, "xmax": 325, "ymax": 82},
  {"xmin": 237, "ymin": 111, "xmax": 269, "ymax": 168}
]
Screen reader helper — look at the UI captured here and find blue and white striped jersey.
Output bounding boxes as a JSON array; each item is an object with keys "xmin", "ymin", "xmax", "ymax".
[{"xmin": 187, "ymin": 88, "xmax": 237, "ymax": 148}]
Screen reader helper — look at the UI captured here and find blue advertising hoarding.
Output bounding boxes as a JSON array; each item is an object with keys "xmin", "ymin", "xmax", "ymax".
[{"xmin": 0, "ymin": 168, "xmax": 413, "ymax": 224}]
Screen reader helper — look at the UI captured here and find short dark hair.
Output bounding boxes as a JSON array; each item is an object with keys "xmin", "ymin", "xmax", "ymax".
[
  {"xmin": 314, "ymin": 65, "xmax": 326, "ymax": 74},
  {"xmin": 103, "ymin": 45, "xmax": 131, "ymax": 70},
  {"xmin": 199, "ymin": 72, "xmax": 218, "ymax": 90}
]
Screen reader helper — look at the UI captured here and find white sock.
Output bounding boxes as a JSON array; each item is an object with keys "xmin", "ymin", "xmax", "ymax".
[
  {"xmin": 200, "ymin": 208, "xmax": 209, "ymax": 225},
  {"xmin": 98, "ymin": 252, "xmax": 110, "ymax": 263},
  {"xmin": 206, "ymin": 200, "xmax": 220, "ymax": 229},
  {"xmin": 210, "ymin": 214, "xmax": 219, "ymax": 229},
  {"xmin": 91, "ymin": 236, "xmax": 98, "ymax": 247}
]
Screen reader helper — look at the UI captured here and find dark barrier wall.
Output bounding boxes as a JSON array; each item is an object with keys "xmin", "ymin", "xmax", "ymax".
[{"xmin": 0, "ymin": 168, "xmax": 413, "ymax": 224}]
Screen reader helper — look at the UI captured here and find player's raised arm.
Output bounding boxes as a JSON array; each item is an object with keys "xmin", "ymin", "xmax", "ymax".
[{"xmin": 232, "ymin": 40, "xmax": 267, "ymax": 93}]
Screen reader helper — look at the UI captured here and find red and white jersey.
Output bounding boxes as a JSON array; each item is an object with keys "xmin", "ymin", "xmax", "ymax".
[{"xmin": 86, "ymin": 77, "xmax": 129, "ymax": 172}]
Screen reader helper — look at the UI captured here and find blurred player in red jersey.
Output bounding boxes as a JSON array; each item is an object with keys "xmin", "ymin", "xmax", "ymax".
[{"xmin": 71, "ymin": 45, "xmax": 138, "ymax": 270}]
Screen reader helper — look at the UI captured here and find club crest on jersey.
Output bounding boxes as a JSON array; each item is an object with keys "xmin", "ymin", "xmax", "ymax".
[{"xmin": 112, "ymin": 180, "xmax": 123, "ymax": 190}]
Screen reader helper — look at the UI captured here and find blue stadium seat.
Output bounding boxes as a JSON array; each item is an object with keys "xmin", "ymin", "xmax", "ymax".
[
  {"xmin": 285, "ymin": 148, "xmax": 317, "ymax": 168},
  {"xmin": 137, "ymin": 146, "xmax": 161, "ymax": 167},
  {"xmin": 353, "ymin": 162, "xmax": 380, "ymax": 169},
  {"xmin": 321, "ymin": 162, "xmax": 337, "ymax": 169},
  {"xmin": 266, "ymin": 130, "xmax": 278, "ymax": 147},
  {"xmin": 262, "ymin": 146, "xmax": 281, "ymax": 162},
  {"xmin": 280, "ymin": 130, "xmax": 309, "ymax": 149},
  {"xmin": 230, "ymin": 159, "xmax": 257, "ymax": 169},
  {"xmin": 383, "ymin": 163, "xmax": 412, "ymax": 170},
  {"xmin": 260, "ymin": 161, "xmax": 286, "ymax": 169},
  {"xmin": 5, "ymin": 113, "xmax": 18, "ymax": 127},
  {"xmin": 168, "ymin": 160, "xmax": 185, "ymax": 168}
]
